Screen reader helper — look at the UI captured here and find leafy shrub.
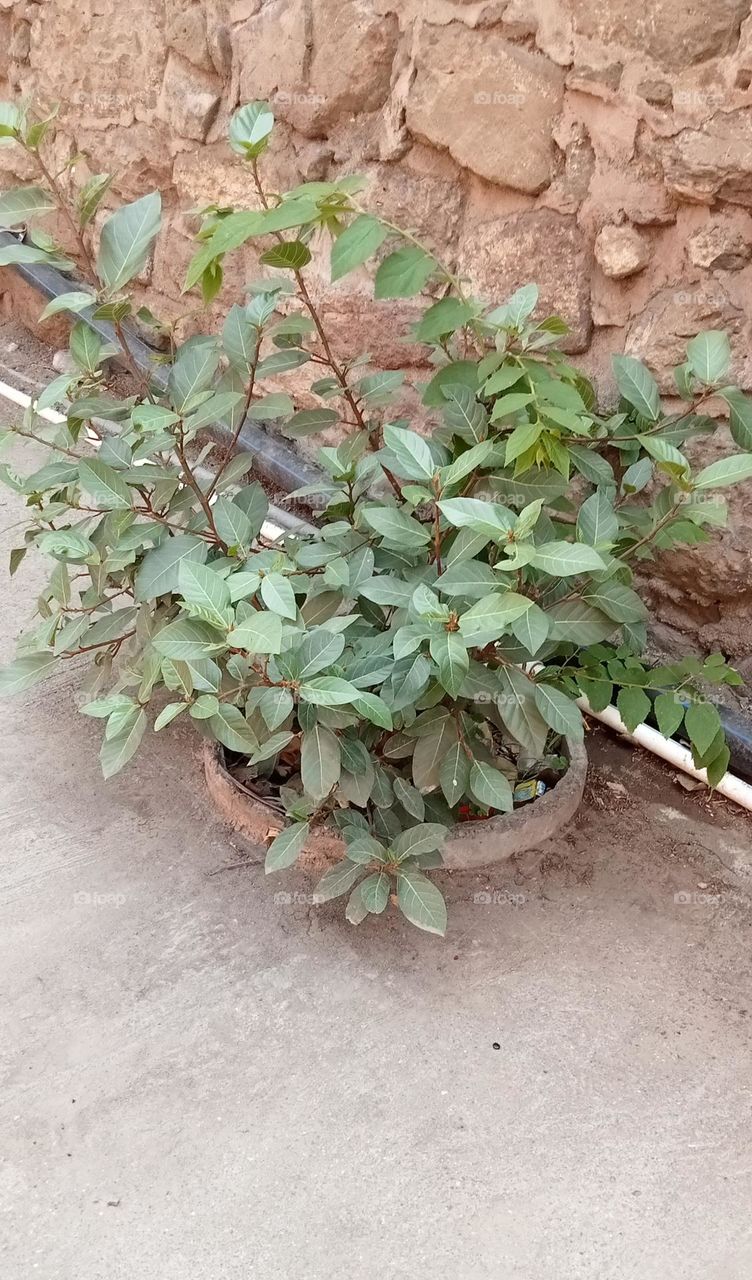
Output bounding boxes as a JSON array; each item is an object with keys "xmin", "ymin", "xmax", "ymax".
[{"xmin": 0, "ymin": 100, "xmax": 747, "ymax": 934}]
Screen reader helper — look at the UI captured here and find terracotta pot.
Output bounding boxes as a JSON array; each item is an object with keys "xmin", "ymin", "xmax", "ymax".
[{"xmin": 204, "ymin": 736, "xmax": 587, "ymax": 874}]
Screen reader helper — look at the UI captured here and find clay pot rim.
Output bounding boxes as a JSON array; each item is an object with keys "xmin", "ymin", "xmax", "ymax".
[{"xmin": 204, "ymin": 734, "xmax": 587, "ymax": 872}]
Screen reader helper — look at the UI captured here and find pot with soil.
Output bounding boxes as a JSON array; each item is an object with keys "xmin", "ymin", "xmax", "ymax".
[{"xmin": 204, "ymin": 731, "xmax": 588, "ymax": 875}]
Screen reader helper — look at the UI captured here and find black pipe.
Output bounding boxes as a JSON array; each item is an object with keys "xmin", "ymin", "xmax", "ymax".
[{"xmin": 0, "ymin": 230, "xmax": 324, "ymax": 495}]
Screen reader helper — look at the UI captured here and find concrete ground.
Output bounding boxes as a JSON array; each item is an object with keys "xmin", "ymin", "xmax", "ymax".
[{"xmin": 1, "ymin": 414, "xmax": 752, "ymax": 1280}]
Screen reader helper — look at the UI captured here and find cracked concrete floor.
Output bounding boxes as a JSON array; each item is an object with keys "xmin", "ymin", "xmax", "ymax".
[{"xmin": 1, "ymin": 425, "xmax": 752, "ymax": 1280}]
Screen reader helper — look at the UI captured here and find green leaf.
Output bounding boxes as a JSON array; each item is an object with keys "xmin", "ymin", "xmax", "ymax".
[
  {"xmin": 350, "ymin": 691, "xmax": 393, "ymax": 730},
  {"xmin": 0, "ymin": 184, "xmax": 56, "ymax": 226},
  {"xmin": 251, "ymin": 731, "xmax": 294, "ymax": 764},
  {"xmin": 490, "ymin": 391, "xmax": 535, "ymax": 423},
  {"xmin": 458, "ymin": 591, "xmax": 531, "ymax": 646},
  {"xmin": 76, "ymin": 172, "xmax": 113, "ymax": 227},
  {"xmin": 440, "ymin": 741, "xmax": 471, "ymax": 806},
  {"xmin": 686, "ymin": 331, "xmax": 730, "ymax": 385},
  {"xmin": 100, "ymin": 708, "xmax": 147, "ymax": 778},
  {"xmin": 213, "ymin": 497, "xmax": 253, "ymax": 547},
  {"xmin": 412, "ymin": 714, "xmax": 458, "ymax": 792},
  {"xmin": 576, "ymin": 490, "xmax": 618, "ymax": 547},
  {"xmin": 547, "ymin": 600, "xmax": 616, "ymax": 645},
  {"xmin": 360, "ymin": 872, "xmax": 390, "ymax": 913},
  {"xmin": 694, "ymin": 453, "xmax": 752, "ymax": 490},
  {"xmin": 260, "ymin": 240, "xmax": 311, "ymax": 270},
  {"xmin": 533, "ymin": 683, "xmax": 584, "ymax": 741},
  {"xmin": 257, "ymin": 686, "xmax": 294, "ymax": 730},
  {"xmin": 393, "ymin": 776, "xmax": 426, "ymax": 821},
  {"xmin": 374, "ymin": 246, "xmax": 436, "ymax": 299},
  {"xmin": 222, "ymin": 304, "xmax": 257, "ymax": 373},
  {"xmin": 208, "ymin": 705, "xmax": 259, "ymax": 754},
  {"xmin": 0, "ymin": 102, "xmax": 21, "ymax": 138},
  {"xmin": 684, "ymin": 701, "xmax": 722, "ymax": 757},
  {"xmin": 259, "ymin": 572, "xmax": 297, "ymax": 620},
  {"xmin": 178, "ymin": 560, "xmax": 231, "ymax": 628},
  {"xmin": 357, "ymin": 576, "xmax": 414, "ymax": 607},
  {"xmin": 301, "ymin": 724, "xmax": 341, "ymax": 800},
  {"xmin": 654, "ymin": 691, "xmax": 684, "ymax": 739},
  {"xmin": 439, "ymin": 439, "xmax": 496, "ymax": 489},
  {"xmin": 0, "ymin": 651, "xmax": 59, "ymax": 695},
  {"xmin": 612, "ymin": 355, "xmax": 661, "ymax": 422},
  {"xmin": 415, "ymin": 296, "xmax": 474, "ymax": 342},
  {"xmin": 97, "ymin": 191, "xmax": 161, "ymax": 293},
  {"xmin": 616, "ymin": 686, "xmax": 652, "ymax": 733},
  {"xmin": 705, "ymin": 743, "xmax": 730, "ymax": 788},
  {"xmin": 392, "ymin": 823, "xmax": 448, "ymax": 859},
  {"xmin": 396, "ymin": 870, "xmax": 447, "ymax": 936},
  {"xmin": 357, "ymin": 370, "xmax": 404, "ymax": 405},
  {"xmin": 345, "ymin": 883, "xmax": 370, "ymax": 924},
  {"xmin": 169, "ymin": 336, "xmax": 220, "ymax": 410},
  {"xmin": 284, "ymin": 408, "xmax": 339, "ymax": 437},
  {"xmin": 0, "ymin": 243, "xmax": 71, "ymax": 268},
  {"xmin": 184, "ymin": 391, "xmax": 244, "ymax": 434},
  {"xmin": 78, "ymin": 458, "xmax": 132, "ymax": 510},
  {"xmin": 718, "ymin": 389, "xmax": 752, "ymax": 450},
  {"xmin": 247, "ymin": 392, "xmax": 295, "ymax": 421},
  {"xmin": 429, "ymin": 631, "xmax": 469, "ymax": 696},
  {"xmin": 229, "ymin": 101, "xmax": 274, "ymax": 157},
  {"xmin": 440, "ymin": 383, "xmax": 488, "ymax": 443},
  {"xmin": 510, "ymin": 602, "xmax": 549, "ymax": 655},
  {"xmin": 313, "ymin": 858, "xmax": 363, "ymax": 903},
  {"xmin": 230, "ymin": 612, "xmax": 282, "ymax": 654},
  {"xmin": 582, "ymin": 579, "xmax": 647, "ymax": 624},
  {"xmin": 154, "ymin": 702, "xmax": 188, "ymax": 731},
  {"xmin": 294, "ymin": 629, "xmax": 346, "ymax": 680},
  {"xmin": 265, "ymin": 821, "xmax": 310, "ymax": 872},
  {"xmin": 38, "ymin": 290, "xmax": 94, "ymax": 322},
  {"xmin": 361, "ymin": 506, "xmax": 432, "ymax": 548},
  {"xmin": 69, "ymin": 323, "xmax": 108, "ymax": 374},
  {"xmin": 496, "ymin": 667, "xmax": 549, "ymax": 756},
  {"xmin": 131, "ymin": 403, "xmax": 180, "ymax": 432},
  {"xmin": 469, "ymin": 762, "xmax": 513, "ymax": 812},
  {"xmin": 531, "ymin": 542, "xmax": 606, "ymax": 576},
  {"xmin": 37, "ymin": 530, "xmax": 97, "ymax": 563},
  {"xmin": 331, "ymin": 213, "xmax": 387, "ymax": 281},
  {"xmin": 438, "ymin": 497, "xmax": 513, "ymax": 538},
  {"xmin": 134, "ymin": 535, "xmax": 208, "ymax": 601},
  {"xmin": 299, "ymin": 676, "xmax": 360, "ymax": 706},
  {"xmin": 383, "ymin": 423, "xmax": 436, "ymax": 482},
  {"xmin": 153, "ymin": 618, "xmax": 226, "ymax": 659}
]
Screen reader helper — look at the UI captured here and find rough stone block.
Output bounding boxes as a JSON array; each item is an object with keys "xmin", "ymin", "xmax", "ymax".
[
  {"xmin": 157, "ymin": 53, "xmax": 221, "ymax": 144},
  {"xmin": 237, "ymin": 0, "xmax": 398, "ymax": 136},
  {"xmin": 595, "ymin": 224, "xmax": 651, "ymax": 278},
  {"xmin": 459, "ymin": 209, "xmax": 592, "ymax": 350},
  {"xmin": 659, "ymin": 111, "xmax": 752, "ymax": 207},
  {"xmin": 688, "ymin": 219, "xmax": 752, "ymax": 271},
  {"xmin": 570, "ymin": 0, "xmax": 749, "ymax": 71},
  {"xmin": 407, "ymin": 23, "xmax": 564, "ymax": 194}
]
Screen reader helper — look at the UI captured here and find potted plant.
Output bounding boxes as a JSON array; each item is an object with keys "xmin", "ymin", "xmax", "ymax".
[{"xmin": 0, "ymin": 99, "xmax": 747, "ymax": 935}]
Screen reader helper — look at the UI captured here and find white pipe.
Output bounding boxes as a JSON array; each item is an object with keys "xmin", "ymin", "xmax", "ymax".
[
  {"xmin": 0, "ymin": 374, "xmax": 66, "ymax": 424},
  {"xmin": 577, "ymin": 695, "xmax": 752, "ymax": 813},
  {"xmin": 0, "ymin": 374, "xmax": 288, "ymax": 539}
]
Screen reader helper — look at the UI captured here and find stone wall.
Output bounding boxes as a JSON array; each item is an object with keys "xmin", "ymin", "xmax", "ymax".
[{"xmin": 2, "ymin": 0, "xmax": 752, "ymax": 658}]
